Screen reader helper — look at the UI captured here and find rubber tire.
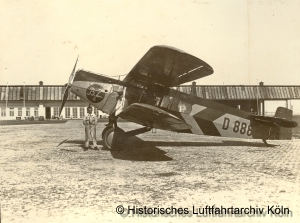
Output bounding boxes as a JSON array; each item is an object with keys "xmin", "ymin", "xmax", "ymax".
[
  {"xmin": 102, "ymin": 127, "xmax": 114, "ymax": 150},
  {"xmin": 102, "ymin": 126, "xmax": 125, "ymax": 150},
  {"xmin": 102, "ymin": 126, "xmax": 112, "ymax": 140}
]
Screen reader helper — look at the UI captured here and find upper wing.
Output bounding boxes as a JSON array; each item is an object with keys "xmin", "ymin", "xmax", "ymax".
[
  {"xmin": 118, "ymin": 103, "xmax": 192, "ymax": 131},
  {"xmin": 123, "ymin": 45, "xmax": 214, "ymax": 87}
]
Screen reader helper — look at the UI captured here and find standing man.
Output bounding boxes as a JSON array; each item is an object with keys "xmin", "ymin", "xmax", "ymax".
[{"xmin": 83, "ymin": 105, "xmax": 98, "ymax": 149}]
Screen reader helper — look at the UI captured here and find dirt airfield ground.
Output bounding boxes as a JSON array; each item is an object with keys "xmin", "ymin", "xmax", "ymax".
[{"xmin": 1, "ymin": 120, "xmax": 300, "ymax": 223}]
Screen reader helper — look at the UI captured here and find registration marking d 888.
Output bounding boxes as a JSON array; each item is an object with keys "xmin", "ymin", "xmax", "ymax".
[{"xmin": 222, "ymin": 117, "xmax": 252, "ymax": 136}]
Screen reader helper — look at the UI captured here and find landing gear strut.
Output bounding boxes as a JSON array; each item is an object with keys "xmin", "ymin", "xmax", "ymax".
[{"xmin": 102, "ymin": 115, "xmax": 152, "ymax": 150}]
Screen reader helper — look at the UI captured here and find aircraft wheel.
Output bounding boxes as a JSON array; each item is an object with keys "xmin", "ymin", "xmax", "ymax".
[
  {"xmin": 102, "ymin": 126, "xmax": 112, "ymax": 140},
  {"xmin": 102, "ymin": 126, "xmax": 126, "ymax": 150}
]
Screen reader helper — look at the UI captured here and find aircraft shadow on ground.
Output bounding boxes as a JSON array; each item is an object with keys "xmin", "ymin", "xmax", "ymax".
[
  {"xmin": 63, "ymin": 137, "xmax": 276, "ymax": 162},
  {"xmin": 107, "ymin": 136, "xmax": 173, "ymax": 161},
  {"xmin": 64, "ymin": 137, "xmax": 173, "ymax": 162},
  {"xmin": 146, "ymin": 140, "xmax": 276, "ymax": 148},
  {"xmin": 60, "ymin": 140, "xmax": 85, "ymax": 148},
  {"xmin": 65, "ymin": 139, "xmax": 276, "ymax": 149}
]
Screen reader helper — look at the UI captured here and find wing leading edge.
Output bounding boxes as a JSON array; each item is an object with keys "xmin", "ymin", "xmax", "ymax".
[{"xmin": 123, "ymin": 45, "xmax": 214, "ymax": 88}]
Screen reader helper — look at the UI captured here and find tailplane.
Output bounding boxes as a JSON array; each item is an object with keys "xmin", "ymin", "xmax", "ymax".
[{"xmin": 250, "ymin": 107, "xmax": 297, "ymax": 141}]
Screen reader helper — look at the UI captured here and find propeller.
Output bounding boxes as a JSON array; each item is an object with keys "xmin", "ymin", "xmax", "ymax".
[{"xmin": 59, "ymin": 55, "xmax": 79, "ymax": 117}]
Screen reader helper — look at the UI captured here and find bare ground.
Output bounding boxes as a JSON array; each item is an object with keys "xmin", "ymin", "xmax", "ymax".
[{"xmin": 0, "ymin": 120, "xmax": 300, "ymax": 223}]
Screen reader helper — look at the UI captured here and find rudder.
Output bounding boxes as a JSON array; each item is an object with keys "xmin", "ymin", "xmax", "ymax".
[{"xmin": 274, "ymin": 107, "xmax": 293, "ymax": 140}]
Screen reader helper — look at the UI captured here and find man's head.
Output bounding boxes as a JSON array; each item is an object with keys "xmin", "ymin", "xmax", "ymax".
[{"xmin": 87, "ymin": 105, "xmax": 93, "ymax": 114}]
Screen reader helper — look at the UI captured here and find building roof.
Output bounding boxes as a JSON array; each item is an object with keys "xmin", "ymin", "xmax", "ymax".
[
  {"xmin": 0, "ymin": 85, "xmax": 80, "ymax": 101},
  {"xmin": 178, "ymin": 85, "xmax": 300, "ymax": 100},
  {"xmin": 0, "ymin": 85, "xmax": 300, "ymax": 101}
]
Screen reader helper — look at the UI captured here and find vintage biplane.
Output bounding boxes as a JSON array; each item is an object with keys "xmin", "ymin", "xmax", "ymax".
[{"xmin": 59, "ymin": 46, "xmax": 298, "ymax": 150}]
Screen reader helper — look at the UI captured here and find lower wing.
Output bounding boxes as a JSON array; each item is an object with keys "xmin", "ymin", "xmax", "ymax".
[{"xmin": 118, "ymin": 103, "xmax": 191, "ymax": 131}]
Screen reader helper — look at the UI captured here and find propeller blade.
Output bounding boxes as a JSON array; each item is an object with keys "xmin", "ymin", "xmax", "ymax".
[
  {"xmin": 59, "ymin": 85, "xmax": 71, "ymax": 117},
  {"xmin": 59, "ymin": 56, "xmax": 79, "ymax": 117},
  {"xmin": 68, "ymin": 55, "xmax": 79, "ymax": 85}
]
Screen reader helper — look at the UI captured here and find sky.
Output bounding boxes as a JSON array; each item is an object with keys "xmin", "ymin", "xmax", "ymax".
[{"xmin": 0, "ymin": 0, "xmax": 300, "ymax": 111}]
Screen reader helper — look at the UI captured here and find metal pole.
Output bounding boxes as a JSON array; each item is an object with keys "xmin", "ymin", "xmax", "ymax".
[
  {"xmin": 256, "ymin": 79, "xmax": 259, "ymax": 115},
  {"xmin": 5, "ymin": 82, "xmax": 8, "ymax": 120},
  {"xmin": 5, "ymin": 82, "xmax": 8, "ymax": 109},
  {"xmin": 23, "ymin": 82, "xmax": 25, "ymax": 108}
]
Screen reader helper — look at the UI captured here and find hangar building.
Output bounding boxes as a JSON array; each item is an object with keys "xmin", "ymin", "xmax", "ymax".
[
  {"xmin": 180, "ymin": 82, "xmax": 300, "ymax": 115},
  {"xmin": 0, "ymin": 81, "xmax": 300, "ymax": 120},
  {"xmin": 0, "ymin": 82, "xmax": 90, "ymax": 120}
]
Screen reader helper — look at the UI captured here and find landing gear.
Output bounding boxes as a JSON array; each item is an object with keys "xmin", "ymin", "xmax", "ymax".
[
  {"xmin": 101, "ymin": 121, "xmax": 152, "ymax": 150},
  {"xmin": 102, "ymin": 126, "xmax": 126, "ymax": 150},
  {"xmin": 102, "ymin": 126, "xmax": 114, "ymax": 149},
  {"xmin": 102, "ymin": 113, "xmax": 125, "ymax": 150}
]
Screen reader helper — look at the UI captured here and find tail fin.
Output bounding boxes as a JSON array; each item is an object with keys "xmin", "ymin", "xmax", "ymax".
[
  {"xmin": 250, "ymin": 107, "xmax": 297, "ymax": 140},
  {"xmin": 275, "ymin": 107, "xmax": 293, "ymax": 120},
  {"xmin": 274, "ymin": 107, "xmax": 293, "ymax": 140}
]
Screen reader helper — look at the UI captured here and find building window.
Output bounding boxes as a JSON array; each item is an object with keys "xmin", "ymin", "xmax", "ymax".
[
  {"xmin": 10, "ymin": 108, "xmax": 14, "ymax": 116},
  {"xmin": 18, "ymin": 108, "xmax": 22, "ymax": 116},
  {"xmin": 65, "ymin": 107, "xmax": 70, "ymax": 118},
  {"xmin": 79, "ymin": 107, "xmax": 84, "ymax": 118},
  {"xmin": 26, "ymin": 107, "xmax": 30, "ymax": 116},
  {"xmin": 53, "ymin": 107, "xmax": 60, "ymax": 117},
  {"xmin": 34, "ymin": 107, "xmax": 38, "ymax": 117},
  {"xmin": 72, "ymin": 107, "xmax": 78, "ymax": 118},
  {"xmin": 1, "ymin": 108, "xmax": 6, "ymax": 117}
]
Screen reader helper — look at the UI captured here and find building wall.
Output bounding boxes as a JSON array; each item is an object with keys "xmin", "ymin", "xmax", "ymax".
[
  {"xmin": 0, "ymin": 101, "xmax": 107, "ymax": 120},
  {"xmin": 1, "ymin": 84, "xmax": 298, "ymax": 120}
]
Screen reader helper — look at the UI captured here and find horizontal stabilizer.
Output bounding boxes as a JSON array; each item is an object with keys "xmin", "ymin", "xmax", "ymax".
[{"xmin": 250, "ymin": 115, "xmax": 298, "ymax": 128}]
